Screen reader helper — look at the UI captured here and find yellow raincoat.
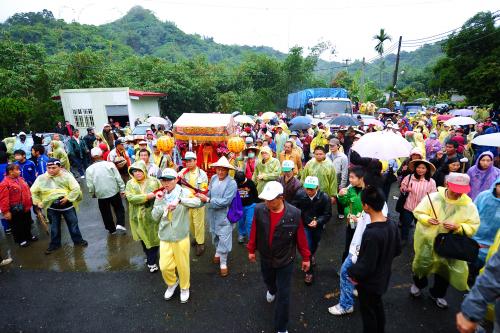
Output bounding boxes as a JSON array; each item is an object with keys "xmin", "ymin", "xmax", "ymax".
[
  {"xmin": 252, "ymin": 156, "xmax": 281, "ymax": 194},
  {"xmin": 51, "ymin": 141, "xmax": 70, "ymax": 170},
  {"xmin": 125, "ymin": 161, "xmax": 162, "ymax": 248},
  {"xmin": 301, "ymin": 158, "xmax": 338, "ymax": 197},
  {"xmin": 30, "ymin": 169, "xmax": 82, "ymax": 212},
  {"xmin": 412, "ymin": 187, "xmax": 480, "ymax": 291},
  {"xmin": 310, "ymin": 130, "xmax": 329, "ymax": 153}
]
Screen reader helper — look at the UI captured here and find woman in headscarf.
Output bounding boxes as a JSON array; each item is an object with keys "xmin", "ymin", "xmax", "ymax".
[
  {"xmin": 467, "ymin": 151, "xmax": 500, "ymax": 200},
  {"xmin": 195, "ymin": 157, "xmax": 237, "ymax": 277},
  {"xmin": 125, "ymin": 160, "xmax": 162, "ymax": 273},
  {"xmin": 425, "ymin": 132, "xmax": 442, "ymax": 161}
]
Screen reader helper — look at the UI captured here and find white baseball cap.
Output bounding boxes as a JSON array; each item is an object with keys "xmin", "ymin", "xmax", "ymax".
[
  {"xmin": 183, "ymin": 151, "xmax": 197, "ymax": 160},
  {"xmin": 258, "ymin": 181, "xmax": 284, "ymax": 201},
  {"xmin": 91, "ymin": 147, "xmax": 103, "ymax": 157},
  {"xmin": 245, "ymin": 136, "xmax": 254, "ymax": 144},
  {"xmin": 446, "ymin": 172, "xmax": 471, "ymax": 194},
  {"xmin": 304, "ymin": 176, "xmax": 319, "ymax": 189},
  {"xmin": 159, "ymin": 168, "xmax": 178, "ymax": 180},
  {"xmin": 281, "ymin": 160, "xmax": 295, "ymax": 172}
]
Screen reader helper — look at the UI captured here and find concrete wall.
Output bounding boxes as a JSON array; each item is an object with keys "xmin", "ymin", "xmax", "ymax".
[
  {"xmin": 129, "ymin": 98, "xmax": 161, "ymax": 127},
  {"xmin": 59, "ymin": 88, "xmax": 161, "ymax": 131}
]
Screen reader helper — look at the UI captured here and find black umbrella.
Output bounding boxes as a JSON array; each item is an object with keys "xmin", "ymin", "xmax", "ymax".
[{"xmin": 327, "ymin": 116, "xmax": 359, "ymax": 127}]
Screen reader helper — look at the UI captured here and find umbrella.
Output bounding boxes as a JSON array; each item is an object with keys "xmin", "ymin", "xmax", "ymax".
[
  {"xmin": 444, "ymin": 116, "xmax": 476, "ymax": 126},
  {"xmin": 471, "ymin": 132, "xmax": 500, "ymax": 147},
  {"xmin": 146, "ymin": 116, "xmax": 172, "ymax": 129},
  {"xmin": 450, "ymin": 109, "xmax": 474, "ymax": 117},
  {"xmin": 378, "ymin": 108, "xmax": 392, "ymax": 113},
  {"xmin": 362, "ymin": 118, "xmax": 384, "ymax": 127},
  {"xmin": 437, "ymin": 115, "xmax": 453, "ymax": 122},
  {"xmin": 327, "ymin": 116, "xmax": 360, "ymax": 127},
  {"xmin": 234, "ymin": 115, "xmax": 255, "ymax": 125},
  {"xmin": 261, "ymin": 112, "xmax": 277, "ymax": 121},
  {"xmin": 351, "ymin": 131, "xmax": 413, "ymax": 160},
  {"xmin": 288, "ymin": 116, "xmax": 312, "ymax": 131}
]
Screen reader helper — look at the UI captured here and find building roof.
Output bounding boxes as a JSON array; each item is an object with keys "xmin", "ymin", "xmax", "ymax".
[
  {"xmin": 129, "ymin": 89, "xmax": 167, "ymax": 97},
  {"xmin": 51, "ymin": 88, "xmax": 167, "ymax": 100}
]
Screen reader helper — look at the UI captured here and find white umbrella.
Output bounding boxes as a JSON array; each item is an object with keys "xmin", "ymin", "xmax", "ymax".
[
  {"xmin": 444, "ymin": 116, "xmax": 476, "ymax": 126},
  {"xmin": 351, "ymin": 131, "xmax": 413, "ymax": 160},
  {"xmin": 261, "ymin": 112, "xmax": 277, "ymax": 121},
  {"xmin": 472, "ymin": 132, "xmax": 500, "ymax": 147},
  {"xmin": 146, "ymin": 116, "xmax": 171, "ymax": 128},
  {"xmin": 234, "ymin": 115, "xmax": 255, "ymax": 125}
]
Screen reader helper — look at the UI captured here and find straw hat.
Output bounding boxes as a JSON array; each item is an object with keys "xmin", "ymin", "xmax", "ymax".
[
  {"xmin": 243, "ymin": 146, "xmax": 260, "ymax": 155},
  {"xmin": 408, "ymin": 159, "xmax": 436, "ymax": 176},
  {"xmin": 210, "ymin": 156, "xmax": 236, "ymax": 170}
]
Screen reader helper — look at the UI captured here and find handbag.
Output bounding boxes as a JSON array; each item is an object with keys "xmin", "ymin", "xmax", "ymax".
[
  {"xmin": 227, "ymin": 191, "xmax": 243, "ymax": 224},
  {"xmin": 395, "ymin": 175, "xmax": 411, "ymax": 213},
  {"xmin": 434, "ymin": 226, "xmax": 479, "ymax": 262}
]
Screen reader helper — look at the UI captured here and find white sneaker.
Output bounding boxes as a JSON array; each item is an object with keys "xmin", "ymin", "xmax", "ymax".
[
  {"xmin": 338, "ymin": 214, "xmax": 345, "ymax": 219},
  {"xmin": 148, "ymin": 264, "xmax": 159, "ymax": 273},
  {"xmin": 410, "ymin": 284, "xmax": 422, "ymax": 297},
  {"xmin": 431, "ymin": 296, "xmax": 448, "ymax": 309},
  {"xmin": 0, "ymin": 258, "xmax": 13, "ymax": 266},
  {"xmin": 328, "ymin": 304, "xmax": 354, "ymax": 316},
  {"xmin": 80, "ymin": 175, "xmax": 85, "ymax": 179},
  {"xmin": 164, "ymin": 280, "xmax": 179, "ymax": 300},
  {"xmin": 266, "ymin": 290, "xmax": 275, "ymax": 303},
  {"xmin": 180, "ymin": 289, "xmax": 190, "ymax": 303},
  {"xmin": 116, "ymin": 225, "xmax": 127, "ymax": 232},
  {"xmin": 353, "ymin": 289, "xmax": 358, "ymax": 297}
]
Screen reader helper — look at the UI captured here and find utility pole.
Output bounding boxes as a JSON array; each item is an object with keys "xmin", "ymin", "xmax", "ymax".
[
  {"xmin": 391, "ymin": 36, "xmax": 403, "ymax": 101},
  {"xmin": 343, "ymin": 58, "xmax": 351, "ymax": 74},
  {"xmin": 360, "ymin": 57, "xmax": 366, "ymax": 103}
]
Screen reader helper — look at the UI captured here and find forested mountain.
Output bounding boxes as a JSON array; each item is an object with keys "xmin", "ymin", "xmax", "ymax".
[
  {"xmin": 0, "ymin": 5, "xmax": 441, "ymax": 70},
  {"xmin": 0, "ymin": 6, "xmax": 285, "ymax": 64}
]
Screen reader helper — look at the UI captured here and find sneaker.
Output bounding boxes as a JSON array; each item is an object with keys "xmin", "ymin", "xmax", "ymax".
[
  {"xmin": 109, "ymin": 230, "xmax": 117, "ymax": 235},
  {"xmin": 4, "ymin": 228, "xmax": 12, "ymax": 234},
  {"xmin": 19, "ymin": 241, "xmax": 29, "ymax": 247},
  {"xmin": 45, "ymin": 246, "xmax": 61, "ymax": 255},
  {"xmin": 266, "ymin": 290, "xmax": 275, "ymax": 303},
  {"xmin": 410, "ymin": 284, "xmax": 422, "ymax": 298},
  {"xmin": 238, "ymin": 235, "xmax": 245, "ymax": 244},
  {"xmin": 0, "ymin": 258, "xmax": 13, "ymax": 266},
  {"xmin": 148, "ymin": 264, "xmax": 159, "ymax": 273},
  {"xmin": 353, "ymin": 289, "xmax": 358, "ymax": 297},
  {"xmin": 31, "ymin": 235, "xmax": 39, "ymax": 242},
  {"xmin": 328, "ymin": 304, "xmax": 354, "ymax": 316},
  {"xmin": 75, "ymin": 240, "xmax": 88, "ymax": 247},
  {"xmin": 180, "ymin": 289, "xmax": 190, "ymax": 303},
  {"xmin": 116, "ymin": 225, "xmax": 127, "ymax": 232},
  {"xmin": 430, "ymin": 295, "xmax": 448, "ymax": 309},
  {"xmin": 338, "ymin": 214, "xmax": 345, "ymax": 219},
  {"xmin": 164, "ymin": 280, "xmax": 179, "ymax": 300},
  {"xmin": 80, "ymin": 175, "xmax": 85, "ymax": 179}
]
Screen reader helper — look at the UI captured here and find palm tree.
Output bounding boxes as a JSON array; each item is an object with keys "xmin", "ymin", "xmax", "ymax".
[{"xmin": 373, "ymin": 29, "xmax": 392, "ymax": 86}]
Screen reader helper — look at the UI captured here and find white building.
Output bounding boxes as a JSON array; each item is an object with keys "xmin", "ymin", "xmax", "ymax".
[{"xmin": 55, "ymin": 87, "xmax": 166, "ymax": 131}]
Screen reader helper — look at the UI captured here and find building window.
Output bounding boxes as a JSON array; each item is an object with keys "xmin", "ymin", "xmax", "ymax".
[{"xmin": 72, "ymin": 108, "xmax": 94, "ymax": 128}]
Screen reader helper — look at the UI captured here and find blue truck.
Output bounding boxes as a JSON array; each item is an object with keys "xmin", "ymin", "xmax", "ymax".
[{"xmin": 287, "ymin": 88, "xmax": 353, "ymax": 124}]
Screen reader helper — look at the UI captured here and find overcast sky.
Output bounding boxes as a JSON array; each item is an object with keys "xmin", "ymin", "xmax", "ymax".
[{"xmin": 0, "ymin": 0, "xmax": 498, "ymax": 61}]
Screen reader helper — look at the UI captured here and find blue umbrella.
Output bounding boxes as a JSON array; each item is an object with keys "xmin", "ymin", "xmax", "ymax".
[
  {"xmin": 289, "ymin": 116, "xmax": 312, "ymax": 131},
  {"xmin": 378, "ymin": 108, "xmax": 392, "ymax": 113},
  {"xmin": 327, "ymin": 116, "xmax": 359, "ymax": 126}
]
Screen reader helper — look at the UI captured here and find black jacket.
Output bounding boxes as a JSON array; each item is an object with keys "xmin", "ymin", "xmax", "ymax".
[
  {"xmin": 254, "ymin": 202, "xmax": 302, "ymax": 268},
  {"xmin": 347, "ymin": 220, "xmax": 401, "ymax": 295},
  {"xmin": 291, "ymin": 188, "xmax": 332, "ymax": 228}
]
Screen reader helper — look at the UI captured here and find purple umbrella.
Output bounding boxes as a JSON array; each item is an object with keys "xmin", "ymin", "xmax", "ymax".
[{"xmin": 450, "ymin": 109, "xmax": 474, "ymax": 117}]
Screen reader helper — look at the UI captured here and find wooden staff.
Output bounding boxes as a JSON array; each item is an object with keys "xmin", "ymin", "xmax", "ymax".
[
  {"xmin": 35, "ymin": 208, "xmax": 50, "ymax": 235},
  {"xmin": 426, "ymin": 192, "xmax": 438, "ymax": 219}
]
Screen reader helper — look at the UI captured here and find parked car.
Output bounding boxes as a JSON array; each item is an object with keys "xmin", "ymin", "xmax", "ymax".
[{"xmin": 132, "ymin": 123, "xmax": 152, "ymax": 140}]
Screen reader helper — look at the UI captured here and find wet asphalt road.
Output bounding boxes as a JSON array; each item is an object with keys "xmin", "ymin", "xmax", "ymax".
[{"xmin": 0, "ymin": 181, "xmax": 469, "ymax": 333}]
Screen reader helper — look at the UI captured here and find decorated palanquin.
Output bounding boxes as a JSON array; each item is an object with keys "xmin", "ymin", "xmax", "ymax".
[{"xmin": 173, "ymin": 113, "xmax": 238, "ymax": 179}]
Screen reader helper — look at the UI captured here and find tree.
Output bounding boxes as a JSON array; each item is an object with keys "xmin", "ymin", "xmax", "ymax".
[
  {"xmin": 431, "ymin": 11, "xmax": 499, "ymax": 107},
  {"xmin": 373, "ymin": 28, "xmax": 392, "ymax": 86}
]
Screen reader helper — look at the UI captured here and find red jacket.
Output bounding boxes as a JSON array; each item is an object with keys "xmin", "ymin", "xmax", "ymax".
[{"xmin": 0, "ymin": 176, "xmax": 33, "ymax": 214}]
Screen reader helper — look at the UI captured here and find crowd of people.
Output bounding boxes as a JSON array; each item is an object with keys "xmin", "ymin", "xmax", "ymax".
[{"xmin": 0, "ymin": 108, "xmax": 499, "ymax": 333}]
